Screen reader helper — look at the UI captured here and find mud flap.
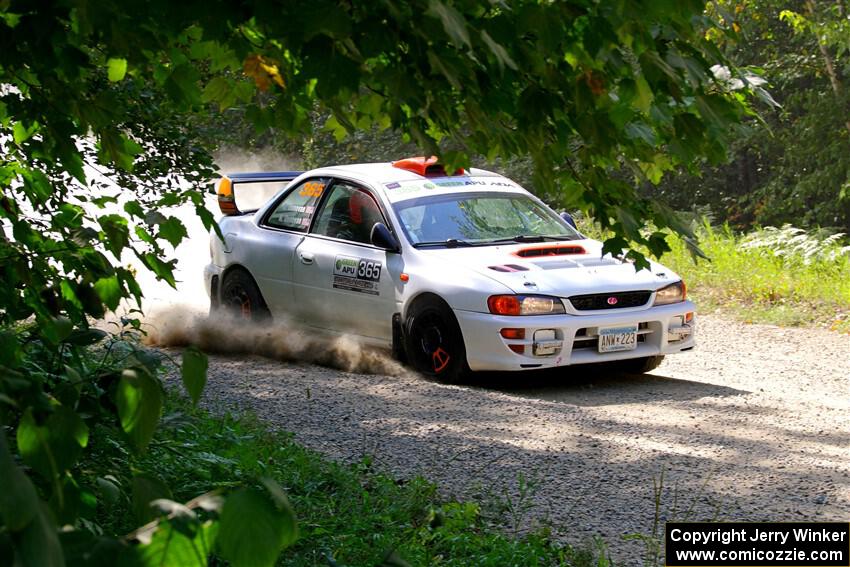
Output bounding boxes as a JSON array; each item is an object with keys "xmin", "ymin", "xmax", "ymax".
[
  {"xmin": 210, "ymin": 275, "xmax": 220, "ymax": 310},
  {"xmin": 391, "ymin": 312, "xmax": 407, "ymax": 363}
]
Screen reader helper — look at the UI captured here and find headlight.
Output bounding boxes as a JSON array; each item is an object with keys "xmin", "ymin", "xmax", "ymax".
[
  {"xmin": 487, "ymin": 295, "xmax": 566, "ymax": 316},
  {"xmin": 653, "ymin": 281, "xmax": 686, "ymax": 305}
]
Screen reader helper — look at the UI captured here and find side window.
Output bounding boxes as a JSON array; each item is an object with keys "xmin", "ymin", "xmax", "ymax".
[
  {"xmin": 312, "ymin": 182, "xmax": 386, "ymax": 245},
  {"xmin": 264, "ymin": 178, "xmax": 329, "ymax": 231}
]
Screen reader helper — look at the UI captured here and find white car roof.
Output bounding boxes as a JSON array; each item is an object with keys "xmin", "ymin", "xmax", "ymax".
[{"xmin": 306, "ymin": 162, "xmax": 528, "ymax": 204}]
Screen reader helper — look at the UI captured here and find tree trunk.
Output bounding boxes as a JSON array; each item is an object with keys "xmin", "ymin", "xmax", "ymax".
[{"xmin": 805, "ymin": 0, "xmax": 850, "ymax": 137}]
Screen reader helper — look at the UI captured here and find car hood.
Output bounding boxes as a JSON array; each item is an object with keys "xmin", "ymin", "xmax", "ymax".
[{"xmin": 420, "ymin": 239, "xmax": 680, "ymax": 296}]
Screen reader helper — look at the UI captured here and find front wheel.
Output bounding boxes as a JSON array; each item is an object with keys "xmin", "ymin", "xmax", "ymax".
[{"xmin": 403, "ymin": 297, "xmax": 469, "ymax": 383}]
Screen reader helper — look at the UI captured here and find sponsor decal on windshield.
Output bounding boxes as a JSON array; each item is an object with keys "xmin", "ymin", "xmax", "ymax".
[
  {"xmin": 333, "ymin": 255, "xmax": 382, "ymax": 295},
  {"xmin": 385, "ymin": 177, "xmax": 521, "ymax": 198}
]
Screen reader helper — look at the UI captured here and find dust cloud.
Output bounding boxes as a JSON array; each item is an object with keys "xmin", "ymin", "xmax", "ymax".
[
  {"xmin": 213, "ymin": 146, "xmax": 303, "ymax": 174},
  {"xmin": 142, "ymin": 306, "xmax": 408, "ymax": 377}
]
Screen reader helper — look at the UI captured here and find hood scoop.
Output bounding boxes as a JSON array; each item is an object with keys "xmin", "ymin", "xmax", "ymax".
[
  {"xmin": 488, "ymin": 264, "xmax": 530, "ymax": 272},
  {"xmin": 513, "ymin": 244, "xmax": 586, "ymax": 258}
]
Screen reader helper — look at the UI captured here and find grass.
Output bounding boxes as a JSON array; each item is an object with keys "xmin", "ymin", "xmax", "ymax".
[
  {"xmin": 85, "ymin": 392, "xmax": 609, "ymax": 566},
  {"xmin": 578, "ymin": 220, "xmax": 850, "ymax": 333}
]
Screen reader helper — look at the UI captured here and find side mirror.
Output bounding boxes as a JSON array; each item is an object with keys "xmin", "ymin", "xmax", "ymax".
[
  {"xmin": 560, "ymin": 211, "xmax": 577, "ymax": 229},
  {"xmin": 370, "ymin": 222, "xmax": 400, "ymax": 252}
]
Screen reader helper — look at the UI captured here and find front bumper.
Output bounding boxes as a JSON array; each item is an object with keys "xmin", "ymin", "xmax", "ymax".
[{"xmin": 454, "ymin": 300, "xmax": 696, "ymax": 371}]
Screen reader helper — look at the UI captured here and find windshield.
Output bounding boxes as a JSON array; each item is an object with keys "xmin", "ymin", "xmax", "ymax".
[{"xmin": 393, "ymin": 192, "xmax": 581, "ymax": 247}]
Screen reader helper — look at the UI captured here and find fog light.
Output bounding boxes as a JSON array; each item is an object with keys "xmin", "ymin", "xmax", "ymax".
[
  {"xmin": 500, "ymin": 328, "xmax": 526, "ymax": 340},
  {"xmin": 508, "ymin": 344, "xmax": 525, "ymax": 355},
  {"xmin": 532, "ymin": 329, "xmax": 562, "ymax": 356}
]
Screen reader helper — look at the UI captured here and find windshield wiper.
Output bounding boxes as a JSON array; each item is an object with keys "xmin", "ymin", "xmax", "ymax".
[
  {"xmin": 413, "ymin": 238, "xmax": 475, "ymax": 248},
  {"xmin": 487, "ymin": 234, "xmax": 579, "ymax": 244}
]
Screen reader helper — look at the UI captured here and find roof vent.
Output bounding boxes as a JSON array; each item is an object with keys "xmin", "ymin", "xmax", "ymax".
[
  {"xmin": 392, "ymin": 156, "xmax": 465, "ymax": 177},
  {"xmin": 514, "ymin": 245, "xmax": 586, "ymax": 258}
]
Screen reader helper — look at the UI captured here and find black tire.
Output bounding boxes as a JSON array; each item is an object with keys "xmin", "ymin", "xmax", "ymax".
[
  {"xmin": 615, "ymin": 355, "xmax": 665, "ymax": 374},
  {"xmin": 218, "ymin": 269, "xmax": 271, "ymax": 322},
  {"xmin": 403, "ymin": 296, "xmax": 469, "ymax": 383}
]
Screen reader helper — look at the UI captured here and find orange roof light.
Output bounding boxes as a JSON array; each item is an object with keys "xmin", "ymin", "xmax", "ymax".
[
  {"xmin": 217, "ymin": 177, "xmax": 239, "ymax": 216},
  {"xmin": 391, "ymin": 156, "xmax": 465, "ymax": 177}
]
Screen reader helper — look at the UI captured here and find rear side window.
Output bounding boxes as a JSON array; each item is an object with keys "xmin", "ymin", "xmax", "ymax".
[{"xmin": 264, "ymin": 178, "xmax": 330, "ymax": 231}]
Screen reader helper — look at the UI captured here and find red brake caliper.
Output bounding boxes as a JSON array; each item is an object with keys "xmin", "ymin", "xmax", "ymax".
[
  {"xmin": 240, "ymin": 298, "xmax": 251, "ymax": 319},
  {"xmin": 432, "ymin": 347, "xmax": 450, "ymax": 373}
]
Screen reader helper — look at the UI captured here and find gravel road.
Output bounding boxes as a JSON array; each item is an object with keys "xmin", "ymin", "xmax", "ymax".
[{"xmin": 182, "ymin": 315, "xmax": 849, "ymax": 565}]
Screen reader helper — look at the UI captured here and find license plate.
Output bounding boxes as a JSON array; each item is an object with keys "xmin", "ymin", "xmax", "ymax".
[{"xmin": 598, "ymin": 325, "xmax": 638, "ymax": 353}]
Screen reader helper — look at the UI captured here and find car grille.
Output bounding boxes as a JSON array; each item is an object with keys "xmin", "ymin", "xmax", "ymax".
[{"xmin": 568, "ymin": 290, "xmax": 651, "ymax": 311}]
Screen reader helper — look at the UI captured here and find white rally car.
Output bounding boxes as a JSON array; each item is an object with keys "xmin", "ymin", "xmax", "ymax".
[{"xmin": 205, "ymin": 157, "xmax": 695, "ymax": 381}]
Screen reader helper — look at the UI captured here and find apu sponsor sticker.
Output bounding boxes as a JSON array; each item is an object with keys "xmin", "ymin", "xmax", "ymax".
[{"xmin": 333, "ymin": 255, "xmax": 382, "ymax": 295}]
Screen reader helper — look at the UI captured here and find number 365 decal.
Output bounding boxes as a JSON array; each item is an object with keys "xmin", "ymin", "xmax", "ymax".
[{"xmin": 333, "ymin": 255, "xmax": 382, "ymax": 295}]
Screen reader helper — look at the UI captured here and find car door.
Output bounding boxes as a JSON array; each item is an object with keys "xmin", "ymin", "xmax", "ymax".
[
  {"xmin": 250, "ymin": 177, "xmax": 330, "ymax": 317},
  {"xmin": 291, "ymin": 180, "xmax": 401, "ymax": 341}
]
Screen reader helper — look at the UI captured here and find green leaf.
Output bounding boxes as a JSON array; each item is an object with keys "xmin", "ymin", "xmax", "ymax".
[
  {"xmin": 99, "ymin": 214, "xmax": 130, "ymax": 258},
  {"xmin": 124, "ymin": 200, "xmax": 145, "ymax": 218},
  {"xmin": 64, "ymin": 328, "xmax": 108, "ymax": 346},
  {"xmin": 164, "ymin": 64, "xmax": 201, "ymax": 106},
  {"xmin": 133, "ymin": 520, "xmax": 217, "ymax": 567},
  {"xmin": 480, "ymin": 31, "xmax": 517, "ymax": 71},
  {"xmin": 634, "ymin": 76, "xmax": 653, "ymax": 113},
  {"xmin": 98, "ymin": 130, "xmax": 142, "ymax": 171},
  {"xmin": 0, "ymin": 12, "xmax": 22, "ymax": 28},
  {"xmin": 158, "ymin": 217, "xmax": 188, "ymax": 248},
  {"xmin": 96, "ymin": 476, "xmax": 121, "ymax": 508},
  {"xmin": 0, "ymin": 330, "xmax": 22, "ymax": 367},
  {"xmin": 217, "ymin": 484, "xmax": 298, "ymax": 567},
  {"xmin": 181, "ymin": 346, "xmax": 207, "ymax": 407},
  {"xmin": 117, "ymin": 368, "xmax": 162, "ymax": 452},
  {"xmin": 107, "ymin": 58, "xmax": 128, "ymax": 82},
  {"xmin": 202, "ymin": 76, "xmax": 231, "ymax": 104},
  {"xmin": 17, "ymin": 406, "xmax": 89, "ymax": 479},
  {"xmin": 426, "ymin": 0, "xmax": 471, "ymax": 48},
  {"xmin": 12, "ymin": 121, "xmax": 37, "ymax": 145},
  {"xmin": 94, "ymin": 276, "xmax": 122, "ymax": 311},
  {"xmin": 42, "ymin": 317, "xmax": 74, "ymax": 344},
  {"xmin": 0, "ymin": 433, "xmax": 40, "ymax": 530},
  {"xmin": 132, "ymin": 474, "xmax": 172, "ymax": 525},
  {"xmin": 324, "ymin": 115, "xmax": 348, "ymax": 142},
  {"xmin": 140, "ymin": 253, "xmax": 176, "ymax": 287},
  {"xmin": 16, "ymin": 502, "xmax": 64, "ymax": 567}
]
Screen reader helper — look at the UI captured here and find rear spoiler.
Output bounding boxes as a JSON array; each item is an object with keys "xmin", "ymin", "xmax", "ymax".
[{"xmin": 212, "ymin": 171, "xmax": 303, "ymax": 215}]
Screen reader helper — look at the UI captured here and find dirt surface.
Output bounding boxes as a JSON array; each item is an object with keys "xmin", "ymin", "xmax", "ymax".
[{"xmin": 184, "ymin": 315, "xmax": 850, "ymax": 565}]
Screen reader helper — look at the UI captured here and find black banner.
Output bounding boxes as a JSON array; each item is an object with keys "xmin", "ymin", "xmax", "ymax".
[{"xmin": 665, "ymin": 522, "xmax": 849, "ymax": 566}]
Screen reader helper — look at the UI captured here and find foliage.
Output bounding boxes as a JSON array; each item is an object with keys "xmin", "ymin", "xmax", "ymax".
[
  {"xmin": 647, "ymin": 0, "xmax": 850, "ymax": 232},
  {"xmin": 740, "ymin": 224, "xmax": 850, "ymax": 263},
  {"xmin": 0, "ymin": 328, "xmax": 298, "ymax": 566},
  {"xmin": 85, "ymin": 392, "xmax": 608, "ymax": 567}
]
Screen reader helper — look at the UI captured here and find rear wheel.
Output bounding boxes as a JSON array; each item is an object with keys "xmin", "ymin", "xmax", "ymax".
[
  {"xmin": 218, "ymin": 269, "xmax": 270, "ymax": 322},
  {"xmin": 403, "ymin": 297, "xmax": 468, "ymax": 383},
  {"xmin": 614, "ymin": 355, "xmax": 665, "ymax": 374}
]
